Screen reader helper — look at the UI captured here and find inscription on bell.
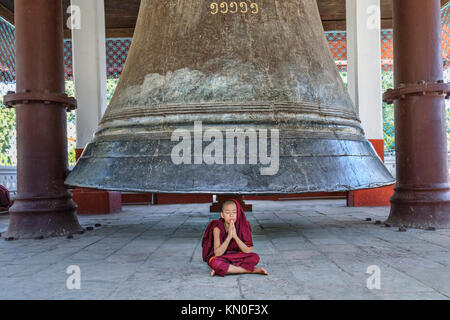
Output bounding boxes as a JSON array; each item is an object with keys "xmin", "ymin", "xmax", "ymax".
[{"xmin": 209, "ymin": 1, "xmax": 259, "ymax": 15}]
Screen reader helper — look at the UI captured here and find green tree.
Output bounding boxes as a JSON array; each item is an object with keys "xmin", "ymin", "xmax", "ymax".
[
  {"xmin": 381, "ymin": 72, "xmax": 395, "ymax": 155},
  {"xmin": 0, "ymin": 100, "xmax": 15, "ymax": 166}
]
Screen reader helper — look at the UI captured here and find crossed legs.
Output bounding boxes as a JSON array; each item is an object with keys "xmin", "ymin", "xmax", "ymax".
[{"xmin": 208, "ymin": 252, "xmax": 268, "ymax": 277}]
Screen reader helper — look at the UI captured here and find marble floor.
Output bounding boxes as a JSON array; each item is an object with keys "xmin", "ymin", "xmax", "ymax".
[{"xmin": 1, "ymin": 199, "xmax": 450, "ymax": 300}]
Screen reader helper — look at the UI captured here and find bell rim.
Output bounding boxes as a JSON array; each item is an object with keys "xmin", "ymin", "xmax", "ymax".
[{"xmin": 66, "ymin": 137, "xmax": 395, "ymax": 194}]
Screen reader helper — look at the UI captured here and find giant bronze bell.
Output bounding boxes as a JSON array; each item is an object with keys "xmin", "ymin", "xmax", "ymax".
[{"xmin": 66, "ymin": 0, "xmax": 395, "ymax": 194}]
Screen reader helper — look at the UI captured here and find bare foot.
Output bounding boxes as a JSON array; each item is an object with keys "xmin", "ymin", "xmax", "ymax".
[
  {"xmin": 254, "ymin": 267, "xmax": 269, "ymax": 275},
  {"xmin": 210, "ymin": 270, "xmax": 216, "ymax": 277}
]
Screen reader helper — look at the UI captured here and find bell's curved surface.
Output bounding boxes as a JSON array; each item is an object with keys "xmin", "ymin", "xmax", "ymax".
[{"xmin": 66, "ymin": 0, "xmax": 395, "ymax": 194}]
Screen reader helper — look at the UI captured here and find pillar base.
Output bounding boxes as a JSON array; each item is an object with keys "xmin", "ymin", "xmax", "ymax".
[
  {"xmin": 347, "ymin": 185, "xmax": 395, "ymax": 207},
  {"xmin": 154, "ymin": 194, "xmax": 212, "ymax": 205},
  {"xmin": 122, "ymin": 193, "xmax": 153, "ymax": 205},
  {"xmin": 210, "ymin": 195, "xmax": 252, "ymax": 212},
  {"xmin": 72, "ymin": 188, "xmax": 122, "ymax": 215},
  {"xmin": 386, "ymin": 184, "xmax": 450, "ymax": 229},
  {"xmin": 4, "ymin": 194, "xmax": 83, "ymax": 239},
  {"xmin": 347, "ymin": 139, "xmax": 395, "ymax": 207},
  {"xmin": 74, "ymin": 149, "xmax": 122, "ymax": 214},
  {"xmin": 245, "ymin": 192, "xmax": 346, "ymax": 201}
]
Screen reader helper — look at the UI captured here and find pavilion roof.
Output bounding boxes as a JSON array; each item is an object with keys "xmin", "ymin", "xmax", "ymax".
[{"xmin": 0, "ymin": 0, "xmax": 449, "ymax": 38}]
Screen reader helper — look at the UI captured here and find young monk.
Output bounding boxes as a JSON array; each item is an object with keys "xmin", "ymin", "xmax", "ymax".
[{"xmin": 202, "ymin": 199, "xmax": 268, "ymax": 277}]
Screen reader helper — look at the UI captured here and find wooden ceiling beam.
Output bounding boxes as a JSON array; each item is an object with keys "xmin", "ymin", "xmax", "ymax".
[
  {"xmin": 0, "ymin": 2, "xmax": 13, "ymax": 25},
  {"xmin": 2, "ymin": 0, "xmax": 449, "ymax": 38}
]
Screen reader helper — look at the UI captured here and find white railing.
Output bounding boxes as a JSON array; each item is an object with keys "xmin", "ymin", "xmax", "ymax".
[
  {"xmin": 384, "ymin": 156, "xmax": 397, "ymax": 178},
  {"xmin": 0, "ymin": 166, "xmax": 74, "ymax": 200},
  {"xmin": 0, "ymin": 157, "xmax": 449, "ymax": 198},
  {"xmin": 385, "ymin": 156, "xmax": 450, "ymax": 181},
  {"xmin": 0, "ymin": 166, "xmax": 17, "ymax": 198}
]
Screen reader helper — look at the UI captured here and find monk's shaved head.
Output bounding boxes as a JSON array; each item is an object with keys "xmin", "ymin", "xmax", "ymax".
[{"xmin": 221, "ymin": 200, "xmax": 236, "ymax": 212}]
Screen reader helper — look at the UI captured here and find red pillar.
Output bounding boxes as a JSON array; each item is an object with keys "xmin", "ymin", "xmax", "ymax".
[
  {"xmin": 3, "ymin": 0, "xmax": 83, "ymax": 238},
  {"xmin": 384, "ymin": 0, "xmax": 450, "ymax": 228}
]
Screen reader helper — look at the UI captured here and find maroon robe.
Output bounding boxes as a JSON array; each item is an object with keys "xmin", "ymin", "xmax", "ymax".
[
  {"xmin": 202, "ymin": 199, "xmax": 260, "ymax": 276},
  {"xmin": 0, "ymin": 185, "xmax": 11, "ymax": 211}
]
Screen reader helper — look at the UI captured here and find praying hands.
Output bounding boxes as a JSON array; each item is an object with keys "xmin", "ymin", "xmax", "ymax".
[
  {"xmin": 227, "ymin": 220, "xmax": 237, "ymax": 240},
  {"xmin": 227, "ymin": 221, "xmax": 252, "ymax": 254}
]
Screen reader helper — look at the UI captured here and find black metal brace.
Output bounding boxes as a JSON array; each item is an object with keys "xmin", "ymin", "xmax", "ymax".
[
  {"xmin": 383, "ymin": 80, "xmax": 450, "ymax": 104},
  {"xmin": 3, "ymin": 89, "xmax": 77, "ymax": 111}
]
